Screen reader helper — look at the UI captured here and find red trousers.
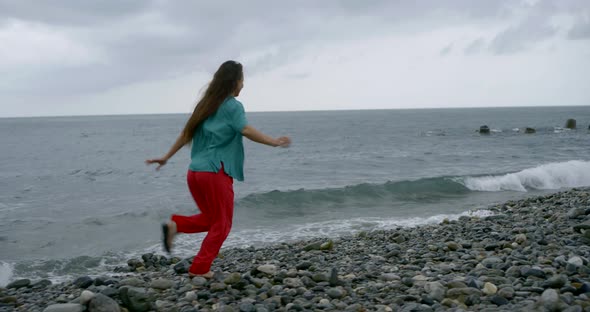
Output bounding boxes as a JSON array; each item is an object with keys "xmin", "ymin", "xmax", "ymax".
[{"xmin": 171, "ymin": 167, "xmax": 234, "ymax": 274}]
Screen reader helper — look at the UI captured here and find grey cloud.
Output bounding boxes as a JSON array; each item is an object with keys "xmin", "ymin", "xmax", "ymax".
[
  {"xmin": 244, "ymin": 45, "xmax": 304, "ymax": 75},
  {"xmin": 0, "ymin": 0, "xmax": 582, "ymax": 96},
  {"xmin": 569, "ymin": 19, "xmax": 590, "ymax": 40},
  {"xmin": 3, "ymin": 65, "xmax": 145, "ymax": 96},
  {"xmin": 486, "ymin": 0, "xmax": 589, "ymax": 54},
  {"xmin": 440, "ymin": 43, "xmax": 453, "ymax": 56},
  {"xmin": 490, "ymin": 23, "xmax": 556, "ymax": 54},
  {"xmin": 464, "ymin": 38, "xmax": 486, "ymax": 55},
  {"xmin": 531, "ymin": 0, "xmax": 589, "ymax": 16},
  {"xmin": 488, "ymin": 3, "xmax": 558, "ymax": 55},
  {"xmin": 0, "ymin": 0, "xmax": 150, "ymax": 26},
  {"xmin": 285, "ymin": 72, "xmax": 311, "ymax": 80}
]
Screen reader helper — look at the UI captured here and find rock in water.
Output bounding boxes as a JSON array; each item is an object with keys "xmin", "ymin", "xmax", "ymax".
[
  {"xmin": 565, "ymin": 119, "xmax": 576, "ymax": 129},
  {"xmin": 31, "ymin": 279, "xmax": 52, "ymax": 289},
  {"xmin": 127, "ymin": 259, "xmax": 143, "ymax": 270},
  {"xmin": 73, "ymin": 276, "xmax": 93, "ymax": 289},
  {"xmin": 479, "ymin": 125, "xmax": 490, "ymax": 134},
  {"xmin": 525, "ymin": 127, "xmax": 536, "ymax": 134},
  {"xmin": 6, "ymin": 279, "xmax": 30, "ymax": 289}
]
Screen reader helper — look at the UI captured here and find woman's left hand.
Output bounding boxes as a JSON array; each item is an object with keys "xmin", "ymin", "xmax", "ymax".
[{"xmin": 276, "ymin": 136, "xmax": 291, "ymax": 148}]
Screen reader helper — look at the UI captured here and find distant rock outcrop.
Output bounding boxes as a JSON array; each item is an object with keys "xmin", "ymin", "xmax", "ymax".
[
  {"xmin": 479, "ymin": 125, "xmax": 490, "ymax": 134},
  {"xmin": 565, "ymin": 119, "xmax": 576, "ymax": 129}
]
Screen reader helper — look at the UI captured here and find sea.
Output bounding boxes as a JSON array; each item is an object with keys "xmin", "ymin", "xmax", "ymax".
[{"xmin": 1, "ymin": 106, "xmax": 589, "ymax": 286}]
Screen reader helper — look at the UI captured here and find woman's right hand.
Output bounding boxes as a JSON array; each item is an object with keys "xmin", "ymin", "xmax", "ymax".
[
  {"xmin": 145, "ymin": 157, "xmax": 168, "ymax": 170},
  {"xmin": 242, "ymin": 125, "xmax": 291, "ymax": 148}
]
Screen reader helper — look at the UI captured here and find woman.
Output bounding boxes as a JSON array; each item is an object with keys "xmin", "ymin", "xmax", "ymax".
[{"xmin": 146, "ymin": 60, "xmax": 290, "ymax": 278}]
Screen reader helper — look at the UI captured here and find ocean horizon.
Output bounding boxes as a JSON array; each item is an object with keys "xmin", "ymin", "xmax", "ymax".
[{"xmin": 2, "ymin": 104, "xmax": 589, "ymax": 119}]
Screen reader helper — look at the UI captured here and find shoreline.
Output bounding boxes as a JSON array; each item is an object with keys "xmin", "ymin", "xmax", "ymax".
[{"xmin": 2, "ymin": 188, "xmax": 590, "ymax": 311}]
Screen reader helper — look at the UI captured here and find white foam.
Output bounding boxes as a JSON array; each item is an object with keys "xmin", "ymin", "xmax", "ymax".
[
  {"xmin": 553, "ymin": 127, "xmax": 571, "ymax": 134},
  {"xmin": 0, "ymin": 261, "xmax": 14, "ymax": 287},
  {"xmin": 463, "ymin": 160, "xmax": 590, "ymax": 192},
  {"xmin": 155, "ymin": 209, "xmax": 495, "ymax": 258}
]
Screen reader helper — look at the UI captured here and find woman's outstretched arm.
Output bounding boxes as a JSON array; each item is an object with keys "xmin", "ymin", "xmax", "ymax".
[
  {"xmin": 242, "ymin": 125, "xmax": 290, "ymax": 147},
  {"xmin": 145, "ymin": 134, "xmax": 188, "ymax": 170}
]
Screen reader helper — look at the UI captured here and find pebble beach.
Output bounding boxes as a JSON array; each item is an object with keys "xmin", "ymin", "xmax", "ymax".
[{"xmin": 3, "ymin": 187, "xmax": 590, "ymax": 312}]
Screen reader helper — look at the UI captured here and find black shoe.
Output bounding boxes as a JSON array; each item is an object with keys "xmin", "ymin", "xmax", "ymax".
[{"xmin": 162, "ymin": 223, "xmax": 171, "ymax": 253}]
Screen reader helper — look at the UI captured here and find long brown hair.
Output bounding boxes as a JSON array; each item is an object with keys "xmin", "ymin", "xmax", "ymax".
[{"xmin": 181, "ymin": 60, "xmax": 243, "ymax": 144}]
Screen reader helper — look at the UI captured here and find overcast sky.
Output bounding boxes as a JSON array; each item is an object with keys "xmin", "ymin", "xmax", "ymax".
[{"xmin": 0, "ymin": 0, "xmax": 589, "ymax": 117}]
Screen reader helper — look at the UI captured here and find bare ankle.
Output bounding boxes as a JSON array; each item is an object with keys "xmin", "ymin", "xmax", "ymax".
[
  {"xmin": 167, "ymin": 221, "xmax": 177, "ymax": 234},
  {"xmin": 189, "ymin": 271, "xmax": 213, "ymax": 278}
]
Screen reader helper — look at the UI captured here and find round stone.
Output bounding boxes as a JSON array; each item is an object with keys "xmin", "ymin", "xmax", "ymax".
[{"xmin": 483, "ymin": 282, "xmax": 498, "ymax": 295}]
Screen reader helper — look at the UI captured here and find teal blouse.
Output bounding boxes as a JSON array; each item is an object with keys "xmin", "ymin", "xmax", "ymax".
[{"xmin": 189, "ymin": 97, "xmax": 248, "ymax": 181}]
